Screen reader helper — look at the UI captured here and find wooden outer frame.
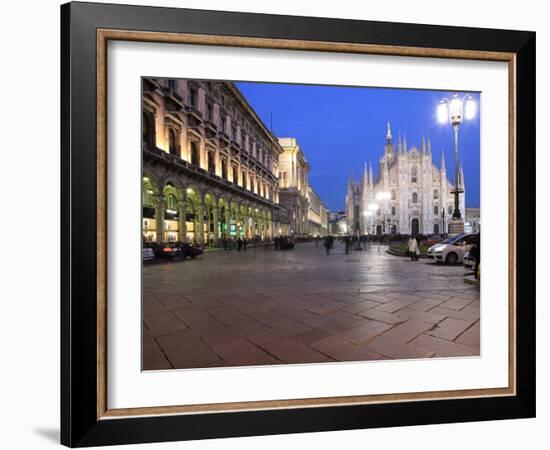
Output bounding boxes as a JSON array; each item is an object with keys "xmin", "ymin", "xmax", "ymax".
[{"xmin": 62, "ymin": 1, "xmax": 535, "ymax": 447}]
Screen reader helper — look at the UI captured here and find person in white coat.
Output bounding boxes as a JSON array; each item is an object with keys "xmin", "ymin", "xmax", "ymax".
[{"xmin": 407, "ymin": 235, "xmax": 419, "ymax": 261}]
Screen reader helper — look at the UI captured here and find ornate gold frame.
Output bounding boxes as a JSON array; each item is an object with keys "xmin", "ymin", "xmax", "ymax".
[{"xmin": 96, "ymin": 29, "xmax": 516, "ymax": 420}]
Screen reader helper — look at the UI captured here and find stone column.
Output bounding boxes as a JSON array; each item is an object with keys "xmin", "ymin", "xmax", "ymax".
[
  {"xmin": 178, "ymin": 199, "xmax": 187, "ymax": 242},
  {"xmin": 197, "ymin": 204, "xmax": 205, "ymax": 244},
  {"xmin": 154, "ymin": 194, "xmax": 164, "ymax": 243},
  {"xmin": 212, "ymin": 206, "xmax": 219, "ymax": 243}
]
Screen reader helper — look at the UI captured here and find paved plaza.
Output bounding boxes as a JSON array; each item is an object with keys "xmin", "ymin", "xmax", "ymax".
[{"xmin": 143, "ymin": 242, "xmax": 480, "ymax": 370}]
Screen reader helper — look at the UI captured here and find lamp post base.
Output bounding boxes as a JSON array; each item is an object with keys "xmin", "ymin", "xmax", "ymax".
[{"xmin": 448, "ymin": 218, "xmax": 465, "ymax": 236}]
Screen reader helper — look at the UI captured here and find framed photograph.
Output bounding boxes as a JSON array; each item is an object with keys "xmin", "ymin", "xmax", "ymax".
[{"xmin": 61, "ymin": 1, "xmax": 535, "ymax": 447}]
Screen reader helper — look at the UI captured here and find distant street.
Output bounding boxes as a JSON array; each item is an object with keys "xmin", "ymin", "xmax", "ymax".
[{"xmin": 143, "ymin": 241, "xmax": 480, "ymax": 370}]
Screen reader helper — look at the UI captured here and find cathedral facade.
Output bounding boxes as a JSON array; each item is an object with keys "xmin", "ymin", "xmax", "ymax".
[{"xmin": 346, "ymin": 123, "xmax": 465, "ymax": 236}]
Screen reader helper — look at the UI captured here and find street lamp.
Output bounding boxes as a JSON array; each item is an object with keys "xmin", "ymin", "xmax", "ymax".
[{"xmin": 437, "ymin": 93, "xmax": 476, "ymax": 234}]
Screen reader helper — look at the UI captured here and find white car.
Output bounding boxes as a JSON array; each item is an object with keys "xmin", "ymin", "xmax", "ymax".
[
  {"xmin": 427, "ymin": 233, "xmax": 479, "ymax": 265},
  {"xmin": 142, "ymin": 247, "xmax": 155, "ymax": 261}
]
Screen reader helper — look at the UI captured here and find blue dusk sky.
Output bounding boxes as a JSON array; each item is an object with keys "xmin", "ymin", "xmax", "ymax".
[{"xmin": 236, "ymin": 82, "xmax": 480, "ymax": 212}]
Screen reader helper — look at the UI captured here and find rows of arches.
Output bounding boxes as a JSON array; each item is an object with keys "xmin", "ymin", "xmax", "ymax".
[{"xmin": 142, "ymin": 172, "xmax": 276, "ymax": 245}]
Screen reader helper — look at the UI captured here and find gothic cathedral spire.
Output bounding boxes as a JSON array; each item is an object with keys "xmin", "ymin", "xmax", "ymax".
[
  {"xmin": 369, "ymin": 161, "xmax": 373, "ymax": 186},
  {"xmin": 386, "ymin": 121, "xmax": 392, "ymax": 143}
]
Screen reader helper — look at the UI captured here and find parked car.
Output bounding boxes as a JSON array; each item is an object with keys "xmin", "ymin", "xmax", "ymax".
[
  {"xmin": 427, "ymin": 233, "xmax": 479, "ymax": 264},
  {"xmin": 142, "ymin": 246, "xmax": 155, "ymax": 261},
  {"xmin": 146, "ymin": 242, "xmax": 182, "ymax": 259},
  {"xmin": 173, "ymin": 242, "xmax": 204, "ymax": 259}
]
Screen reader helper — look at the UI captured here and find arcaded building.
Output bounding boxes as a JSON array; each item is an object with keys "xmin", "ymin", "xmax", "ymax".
[
  {"xmin": 307, "ymin": 186, "xmax": 329, "ymax": 237},
  {"xmin": 277, "ymin": 138, "xmax": 311, "ymax": 237},
  {"xmin": 142, "ymin": 78, "xmax": 290, "ymax": 244}
]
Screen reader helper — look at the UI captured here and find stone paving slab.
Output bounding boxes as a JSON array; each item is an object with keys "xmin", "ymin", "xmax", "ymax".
[{"xmin": 142, "ymin": 242, "xmax": 480, "ymax": 370}]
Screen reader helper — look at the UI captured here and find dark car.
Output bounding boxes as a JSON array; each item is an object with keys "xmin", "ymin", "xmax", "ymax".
[
  {"xmin": 147, "ymin": 242, "xmax": 181, "ymax": 259},
  {"xmin": 174, "ymin": 242, "xmax": 204, "ymax": 259}
]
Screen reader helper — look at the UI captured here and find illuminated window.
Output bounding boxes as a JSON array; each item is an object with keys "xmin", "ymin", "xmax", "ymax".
[
  {"xmin": 166, "ymin": 193, "xmax": 177, "ymax": 211},
  {"xmin": 188, "ymin": 87, "xmax": 197, "ymax": 107},
  {"xmin": 190, "ymin": 141, "xmax": 200, "ymax": 166},
  {"xmin": 168, "ymin": 129, "xmax": 178, "ymax": 156},
  {"xmin": 207, "ymin": 152, "xmax": 215, "ymax": 173},
  {"xmin": 142, "ymin": 111, "xmax": 155, "ymax": 146},
  {"xmin": 280, "ymin": 172, "xmax": 287, "ymax": 188}
]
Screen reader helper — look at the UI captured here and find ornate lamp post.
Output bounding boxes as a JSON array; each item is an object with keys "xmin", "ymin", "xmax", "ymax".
[
  {"xmin": 376, "ymin": 192, "xmax": 391, "ymax": 234},
  {"xmin": 437, "ymin": 93, "xmax": 476, "ymax": 234}
]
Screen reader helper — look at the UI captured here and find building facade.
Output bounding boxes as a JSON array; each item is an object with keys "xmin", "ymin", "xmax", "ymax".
[
  {"xmin": 346, "ymin": 123, "xmax": 465, "ymax": 236},
  {"xmin": 465, "ymin": 207, "xmax": 481, "ymax": 233},
  {"xmin": 277, "ymin": 138, "xmax": 311, "ymax": 237},
  {"xmin": 307, "ymin": 186, "xmax": 329, "ymax": 237},
  {"xmin": 142, "ymin": 78, "xmax": 290, "ymax": 245}
]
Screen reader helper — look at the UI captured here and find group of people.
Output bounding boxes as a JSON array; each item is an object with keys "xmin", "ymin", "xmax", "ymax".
[
  {"xmin": 323, "ymin": 235, "xmax": 335, "ymax": 255},
  {"xmin": 220, "ymin": 236, "xmax": 248, "ymax": 251},
  {"xmin": 274, "ymin": 235, "xmax": 294, "ymax": 250}
]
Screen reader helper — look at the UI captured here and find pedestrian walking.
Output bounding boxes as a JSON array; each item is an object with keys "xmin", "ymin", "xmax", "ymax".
[
  {"xmin": 408, "ymin": 235, "xmax": 419, "ymax": 261},
  {"xmin": 237, "ymin": 237, "xmax": 243, "ymax": 251},
  {"xmin": 344, "ymin": 235, "xmax": 350, "ymax": 255},
  {"xmin": 222, "ymin": 236, "xmax": 228, "ymax": 251},
  {"xmin": 324, "ymin": 236, "xmax": 331, "ymax": 255},
  {"xmin": 243, "ymin": 238, "xmax": 247, "ymax": 251}
]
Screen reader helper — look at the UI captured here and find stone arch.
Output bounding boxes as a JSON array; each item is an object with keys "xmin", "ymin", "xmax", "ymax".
[
  {"xmin": 142, "ymin": 170, "xmax": 161, "ymax": 195},
  {"xmin": 161, "ymin": 175, "xmax": 185, "ymax": 201},
  {"xmin": 411, "ymin": 218, "xmax": 420, "ymax": 235}
]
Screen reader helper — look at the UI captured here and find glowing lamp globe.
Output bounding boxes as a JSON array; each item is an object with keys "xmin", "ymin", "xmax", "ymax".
[{"xmin": 437, "ymin": 101, "xmax": 448, "ymax": 124}]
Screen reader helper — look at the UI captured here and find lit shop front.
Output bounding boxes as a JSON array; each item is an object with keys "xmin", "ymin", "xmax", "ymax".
[
  {"xmin": 142, "ymin": 177, "xmax": 156, "ymax": 242},
  {"xmin": 163, "ymin": 193, "xmax": 179, "ymax": 242}
]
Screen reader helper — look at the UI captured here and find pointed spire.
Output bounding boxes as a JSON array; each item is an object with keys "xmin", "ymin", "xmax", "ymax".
[
  {"xmin": 398, "ymin": 131, "xmax": 403, "ymax": 153},
  {"xmin": 369, "ymin": 161, "xmax": 373, "ymax": 186},
  {"xmin": 460, "ymin": 164, "xmax": 465, "ymax": 187},
  {"xmin": 386, "ymin": 121, "xmax": 392, "ymax": 143},
  {"xmin": 422, "ymin": 134, "xmax": 427, "ymax": 155},
  {"xmin": 363, "ymin": 161, "xmax": 368, "ymax": 182},
  {"xmin": 403, "ymin": 133, "xmax": 408, "ymax": 153},
  {"xmin": 441, "ymin": 149, "xmax": 446, "ymax": 171},
  {"xmin": 427, "ymin": 134, "xmax": 432, "ymax": 155}
]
